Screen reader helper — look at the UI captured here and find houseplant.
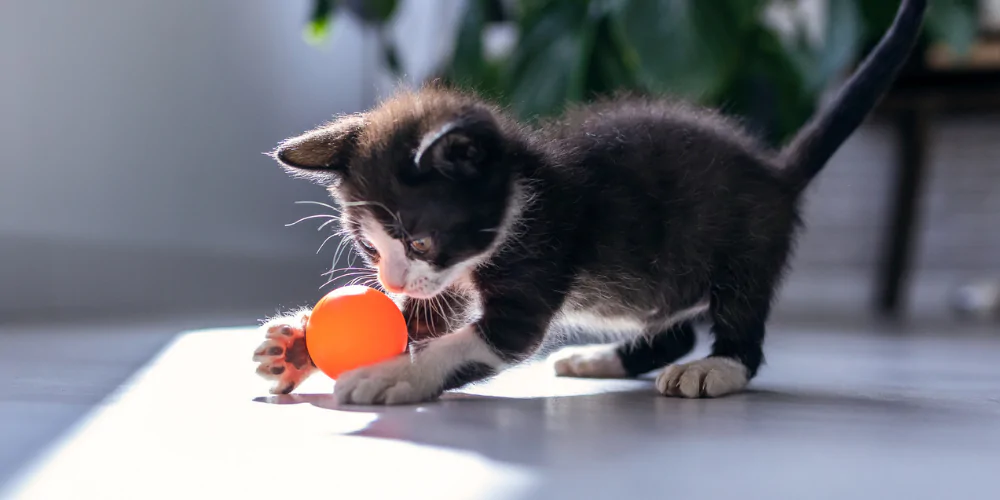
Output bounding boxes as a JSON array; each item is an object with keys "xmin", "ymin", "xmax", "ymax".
[{"xmin": 305, "ymin": 0, "xmax": 977, "ymax": 144}]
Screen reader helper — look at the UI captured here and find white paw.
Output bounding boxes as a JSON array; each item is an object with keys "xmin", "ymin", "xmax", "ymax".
[
  {"xmin": 252, "ymin": 311, "xmax": 317, "ymax": 394},
  {"xmin": 549, "ymin": 345, "xmax": 627, "ymax": 378},
  {"xmin": 334, "ymin": 355, "xmax": 442, "ymax": 405},
  {"xmin": 655, "ymin": 357, "xmax": 748, "ymax": 398}
]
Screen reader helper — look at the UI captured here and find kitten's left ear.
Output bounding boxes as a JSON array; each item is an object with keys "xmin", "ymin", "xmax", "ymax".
[
  {"xmin": 270, "ymin": 114, "xmax": 365, "ymax": 178},
  {"xmin": 414, "ymin": 109, "xmax": 502, "ymax": 178}
]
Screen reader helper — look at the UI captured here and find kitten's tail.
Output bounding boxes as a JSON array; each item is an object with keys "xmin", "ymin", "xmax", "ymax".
[{"xmin": 779, "ymin": 0, "xmax": 927, "ymax": 193}]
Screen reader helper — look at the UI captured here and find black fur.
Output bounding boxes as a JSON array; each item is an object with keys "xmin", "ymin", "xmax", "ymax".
[
  {"xmin": 442, "ymin": 362, "xmax": 497, "ymax": 392},
  {"xmin": 271, "ymin": 0, "xmax": 927, "ymax": 395},
  {"xmin": 617, "ymin": 322, "xmax": 697, "ymax": 378}
]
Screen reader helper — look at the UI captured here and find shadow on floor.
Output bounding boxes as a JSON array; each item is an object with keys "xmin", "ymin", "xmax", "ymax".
[{"xmin": 254, "ymin": 380, "xmax": 991, "ymax": 468}]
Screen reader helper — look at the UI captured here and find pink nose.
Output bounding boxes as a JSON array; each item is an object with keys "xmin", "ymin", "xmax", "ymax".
[{"xmin": 377, "ymin": 267, "xmax": 405, "ymax": 294}]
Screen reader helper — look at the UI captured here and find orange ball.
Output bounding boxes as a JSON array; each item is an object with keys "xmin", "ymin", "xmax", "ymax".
[{"xmin": 305, "ymin": 285, "xmax": 408, "ymax": 380}]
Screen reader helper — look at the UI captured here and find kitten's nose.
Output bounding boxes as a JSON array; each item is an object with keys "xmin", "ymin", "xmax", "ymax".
[{"xmin": 377, "ymin": 266, "xmax": 406, "ymax": 294}]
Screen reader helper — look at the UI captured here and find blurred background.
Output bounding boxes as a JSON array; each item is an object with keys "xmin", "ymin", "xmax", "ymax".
[
  {"xmin": 1, "ymin": 0, "xmax": 999, "ymax": 491},
  {"xmin": 2, "ymin": 0, "xmax": 999, "ymax": 325},
  {"xmin": 2, "ymin": 0, "xmax": 999, "ymax": 327}
]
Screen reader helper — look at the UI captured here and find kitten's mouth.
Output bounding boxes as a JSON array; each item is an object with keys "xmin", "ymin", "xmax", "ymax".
[
  {"xmin": 376, "ymin": 275, "xmax": 440, "ymax": 299},
  {"xmin": 397, "ymin": 287, "xmax": 442, "ymax": 301},
  {"xmin": 376, "ymin": 264, "xmax": 450, "ymax": 299}
]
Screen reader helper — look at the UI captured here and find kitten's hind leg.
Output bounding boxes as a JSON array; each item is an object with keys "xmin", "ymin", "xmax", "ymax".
[
  {"xmin": 657, "ymin": 261, "xmax": 776, "ymax": 398},
  {"xmin": 551, "ymin": 322, "xmax": 696, "ymax": 378}
]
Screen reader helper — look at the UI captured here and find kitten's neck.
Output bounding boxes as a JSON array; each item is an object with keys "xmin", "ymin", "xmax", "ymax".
[{"xmin": 480, "ymin": 177, "xmax": 535, "ymax": 264}]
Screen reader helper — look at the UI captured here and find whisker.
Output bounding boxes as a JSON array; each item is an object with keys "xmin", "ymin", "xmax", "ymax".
[
  {"xmin": 321, "ymin": 266, "xmax": 374, "ymax": 275},
  {"xmin": 439, "ymin": 298, "xmax": 453, "ymax": 328},
  {"xmin": 328, "ymin": 269, "xmax": 375, "ymax": 276},
  {"xmin": 432, "ymin": 297, "xmax": 446, "ymax": 334},
  {"xmin": 321, "ymin": 267, "xmax": 374, "ymax": 277},
  {"xmin": 285, "ymin": 214, "xmax": 338, "ymax": 227},
  {"xmin": 319, "ymin": 269, "xmax": 375, "ymax": 289},
  {"xmin": 342, "ymin": 201, "xmax": 403, "ymax": 227},
  {"xmin": 333, "ymin": 237, "xmax": 354, "ymax": 267},
  {"xmin": 329, "ymin": 270, "xmax": 375, "ymax": 278},
  {"xmin": 316, "ymin": 233, "xmax": 339, "ymax": 254},
  {"xmin": 363, "ymin": 278, "xmax": 385, "ymax": 293},
  {"xmin": 317, "ymin": 218, "xmax": 341, "ymax": 232},
  {"xmin": 294, "ymin": 200, "xmax": 342, "ymax": 213},
  {"xmin": 319, "ymin": 276, "xmax": 338, "ymax": 289},
  {"xmin": 421, "ymin": 301, "xmax": 430, "ymax": 336},
  {"xmin": 438, "ymin": 296, "xmax": 457, "ymax": 330}
]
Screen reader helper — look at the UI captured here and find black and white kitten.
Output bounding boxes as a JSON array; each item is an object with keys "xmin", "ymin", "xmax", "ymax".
[{"xmin": 253, "ymin": 0, "xmax": 927, "ymax": 404}]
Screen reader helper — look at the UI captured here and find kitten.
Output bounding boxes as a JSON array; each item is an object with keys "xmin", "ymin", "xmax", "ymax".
[{"xmin": 253, "ymin": 0, "xmax": 927, "ymax": 404}]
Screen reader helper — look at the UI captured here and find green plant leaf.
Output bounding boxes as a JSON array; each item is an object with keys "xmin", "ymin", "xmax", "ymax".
[
  {"xmin": 505, "ymin": 1, "xmax": 590, "ymax": 118},
  {"xmin": 856, "ymin": 0, "xmax": 900, "ymax": 41},
  {"xmin": 927, "ymin": 0, "xmax": 978, "ymax": 56},
  {"xmin": 808, "ymin": 0, "xmax": 863, "ymax": 91},
  {"xmin": 586, "ymin": 12, "xmax": 640, "ymax": 96},
  {"xmin": 753, "ymin": 27, "xmax": 816, "ymax": 144},
  {"xmin": 449, "ymin": 0, "xmax": 490, "ymax": 85},
  {"xmin": 304, "ymin": 0, "xmax": 338, "ymax": 45},
  {"xmin": 367, "ymin": 0, "xmax": 399, "ymax": 22},
  {"xmin": 718, "ymin": 25, "xmax": 814, "ymax": 145},
  {"xmin": 343, "ymin": 0, "xmax": 399, "ymax": 24},
  {"xmin": 617, "ymin": 0, "xmax": 730, "ymax": 101},
  {"xmin": 382, "ymin": 36, "xmax": 402, "ymax": 76}
]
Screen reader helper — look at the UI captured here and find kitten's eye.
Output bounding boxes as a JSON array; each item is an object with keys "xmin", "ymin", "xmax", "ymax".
[
  {"xmin": 358, "ymin": 238, "xmax": 376, "ymax": 252},
  {"xmin": 408, "ymin": 237, "xmax": 433, "ymax": 254}
]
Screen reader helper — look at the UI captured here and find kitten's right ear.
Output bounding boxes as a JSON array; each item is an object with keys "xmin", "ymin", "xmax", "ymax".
[{"xmin": 270, "ymin": 115, "xmax": 365, "ymax": 178}]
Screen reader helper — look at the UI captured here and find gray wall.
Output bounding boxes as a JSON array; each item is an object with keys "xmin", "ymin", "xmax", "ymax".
[{"xmin": 0, "ymin": 0, "xmax": 457, "ymax": 321}]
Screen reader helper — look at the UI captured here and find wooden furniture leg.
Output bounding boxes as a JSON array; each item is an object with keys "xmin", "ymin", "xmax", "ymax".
[{"xmin": 876, "ymin": 106, "xmax": 930, "ymax": 317}]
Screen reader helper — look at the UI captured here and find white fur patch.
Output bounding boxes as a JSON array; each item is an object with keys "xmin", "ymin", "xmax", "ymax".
[
  {"xmin": 358, "ymin": 181, "xmax": 533, "ymax": 299},
  {"xmin": 655, "ymin": 357, "xmax": 748, "ymax": 398},
  {"xmin": 549, "ymin": 344, "xmax": 627, "ymax": 378},
  {"xmin": 652, "ymin": 300, "xmax": 710, "ymax": 331},
  {"xmin": 362, "ymin": 216, "xmax": 468, "ymax": 298},
  {"xmin": 553, "ymin": 300, "xmax": 710, "ymax": 341},
  {"xmin": 361, "ymin": 218, "xmax": 409, "ymax": 291},
  {"xmin": 405, "ymin": 258, "xmax": 473, "ymax": 299},
  {"xmin": 335, "ymin": 325, "xmax": 503, "ymax": 405},
  {"xmin": 555, "ymin": 310, "xmax": 644, "ymax": 334}
]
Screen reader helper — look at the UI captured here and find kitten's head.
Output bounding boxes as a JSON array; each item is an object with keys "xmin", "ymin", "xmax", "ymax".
[{"xmin": 271, "ymin": 89, "xmax": 522, "ymax": 299}]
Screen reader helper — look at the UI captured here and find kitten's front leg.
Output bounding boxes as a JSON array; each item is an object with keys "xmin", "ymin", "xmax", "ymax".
[
  {"xmin": 335, "ymin": 291, "xmax": 555, "ymax": 405},
  {"xmin": 252, "ymin": 309, "xmax": 318, "ymax": 394}
]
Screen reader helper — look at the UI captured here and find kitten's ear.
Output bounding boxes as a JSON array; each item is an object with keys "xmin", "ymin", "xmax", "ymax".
[
  {"xmin": 414, "ymin": 110, "xmax": 502, "ymax": 178},
  {"xmin": 271, "ymin": 114, "xmax": 365, "ymax": 177}
]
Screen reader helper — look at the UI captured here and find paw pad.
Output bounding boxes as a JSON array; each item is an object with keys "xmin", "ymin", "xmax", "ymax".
[{"xmin": 252, "ymin": 313, "xmax": 316, "ymax": 394}]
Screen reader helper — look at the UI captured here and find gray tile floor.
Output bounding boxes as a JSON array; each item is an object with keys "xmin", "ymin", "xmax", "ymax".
[
  {"xmin": 0, "ymin": 313, "xmax": 261, "ymax": 491},
  {"xmin": 1, "ymin": 317, "xmax": 999, "ymax": 499}
]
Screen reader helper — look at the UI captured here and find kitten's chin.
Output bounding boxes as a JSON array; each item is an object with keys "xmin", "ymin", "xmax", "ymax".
[{"xmin": 401, "ymin": 289, "xmax": 443, "ymax": 300}]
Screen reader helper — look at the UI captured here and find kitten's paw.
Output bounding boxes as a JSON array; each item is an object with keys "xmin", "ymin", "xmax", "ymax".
[
  {"xmin": 549, "ymin": 345, "xmax": 627, "ymax": 378},
  {"xmin": 334, "ymin": 355, "xmax": 441, "ymax": 405},
  {"xmin": 252, "ymin": 311, "xmax": 316, "ymax": 394},
  {"xmin": 656, "ymin": 357, "xmax": 748, "ymax": 398}
]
